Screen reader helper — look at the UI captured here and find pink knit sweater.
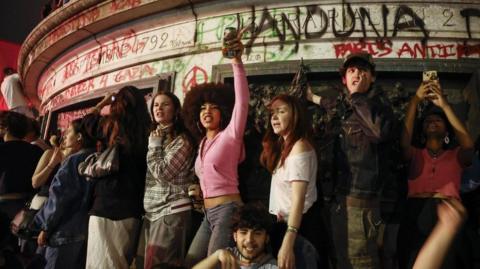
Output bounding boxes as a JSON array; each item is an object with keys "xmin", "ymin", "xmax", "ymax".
[{"xmin": 194, "ymin": 63, "xmax": 249, "ymax": 198}]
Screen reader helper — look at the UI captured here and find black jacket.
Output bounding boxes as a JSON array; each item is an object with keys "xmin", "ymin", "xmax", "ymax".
[
  {"xmin": 89, "ymin": 146, "xmax": 147, "ymax": 220},
  {"xmin": 322, "ymin": 85, "xmax": 394, "ymax": 198}
]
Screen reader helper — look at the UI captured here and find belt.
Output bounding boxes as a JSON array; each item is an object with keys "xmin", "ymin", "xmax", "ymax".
[
  {"xmin": 345, "ymin": 196, "xmax": 379, "ymax": 208},
  {"xmin": 170, "ymin": 198, "xmax": 192, "ymax": 214},
  {"xmin": 0, "ymin": 193, "xmax": 28, "ymax": 201}
]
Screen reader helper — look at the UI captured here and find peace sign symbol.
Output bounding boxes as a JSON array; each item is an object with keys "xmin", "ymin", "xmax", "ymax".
[{"xmin": 182, "ymin": 65, "xmax": 208, "ymax": 93}]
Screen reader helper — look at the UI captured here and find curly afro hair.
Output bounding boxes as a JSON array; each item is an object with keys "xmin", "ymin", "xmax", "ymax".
[{"xmin": 182, "ymin": 82, "xmax": 235, "ymax": 142}]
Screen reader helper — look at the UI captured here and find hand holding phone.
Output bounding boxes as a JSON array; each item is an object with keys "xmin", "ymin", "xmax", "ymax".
[{"xmin": 422, "ymin": 70, "xmax": 440, "ymax": 100}]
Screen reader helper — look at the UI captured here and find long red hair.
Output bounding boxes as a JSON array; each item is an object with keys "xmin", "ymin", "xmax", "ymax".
[{"xmin": 260, "ymin": 94, "xmax": 313, "ymax": 173}]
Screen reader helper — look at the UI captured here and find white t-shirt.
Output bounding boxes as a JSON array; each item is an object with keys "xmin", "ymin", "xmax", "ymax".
[
  {"xmin": 269, "ymin": 150, "xmax": 318, "ymax": 219},
  {"xmin": 1, "ymin": 73, "xmax": 27, "ymax": 109}
]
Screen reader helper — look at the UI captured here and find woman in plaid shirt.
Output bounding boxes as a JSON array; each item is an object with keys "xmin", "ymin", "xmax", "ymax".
[{"xmin": 140, "ymin": 90, "xmax": 195, "ymax": 268}]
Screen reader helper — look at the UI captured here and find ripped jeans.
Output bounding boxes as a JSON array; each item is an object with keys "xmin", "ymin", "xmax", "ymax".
[{"xmin": 329, "ymin": 196, "xmax": 383, "ymax": 269}]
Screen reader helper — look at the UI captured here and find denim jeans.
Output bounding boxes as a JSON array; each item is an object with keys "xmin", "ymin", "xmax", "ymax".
[
  {"xmin": 184, "ymin": 202, "xmax": 239, "ymax": 267},
  {"xmin": 329, "ymin": 196, "xmax": 382, "ymax": 269}
]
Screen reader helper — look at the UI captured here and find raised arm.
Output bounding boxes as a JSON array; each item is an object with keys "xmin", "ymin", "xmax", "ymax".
[
  {"xmin": 306, "ymin": 85, "xmax": 322, "ymax": 105},
  {"xmin": 226, "ymin": 33, "xmax": 249, "ymax": 139},
  {"xmin": 428, "ymin": 82, "xmax": 474, "ymax": 165},
  {"xmin": 401, "ymin": 84, "xmax": 426, "ymax": 160},
  {"xmin": 88, "ymin": 92, "xmax": 115, "ymax": 114},
  {"xmin": 401, "ymin": 81, "xmax": 440, "ymax": 160}
]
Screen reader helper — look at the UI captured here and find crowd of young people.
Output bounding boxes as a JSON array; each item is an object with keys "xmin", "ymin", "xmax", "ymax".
[{"xmin": 1, "ymin": 34, "xmax": 478, "ymax": 269}]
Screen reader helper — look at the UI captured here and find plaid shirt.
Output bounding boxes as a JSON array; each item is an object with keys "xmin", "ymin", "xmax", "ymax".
[{"xmin": 144, "ymin": 133, "xmax": 194, "ymax": 221}]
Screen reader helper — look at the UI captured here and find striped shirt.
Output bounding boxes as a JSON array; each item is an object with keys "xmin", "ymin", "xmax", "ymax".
[{"xmin": 144, "ymin": 133, "xmax": 194, "ymax": 221}]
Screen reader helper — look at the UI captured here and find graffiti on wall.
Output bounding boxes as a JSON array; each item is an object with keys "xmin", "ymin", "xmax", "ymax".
[
  {"xmin": 194, "ymin": 3, "xmax": 480, "ymax": 49},
  {"xmin": 182, "ymin": 66, "xmax": 209, "ymax": 94},
  {"xmin": 39, "ymin": 22, "xmax": 195, "ymax": 100},
  {"xmin": 37, "ymin": 1, "xmax": 480, "ymax": 111},
  {"xmin": 42, "ymin": 63, "xmax": 156, "ymax": 113},
  {"xmin": 333, "ymin": 40, "xmax": 480, "ymax": 59},
  {"xmin": 56, "ymin": 108, "xmax": 89, "ymax": 132}
]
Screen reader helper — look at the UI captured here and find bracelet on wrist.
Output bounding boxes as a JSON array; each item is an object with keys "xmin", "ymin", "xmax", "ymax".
[{"xmin": 286, "ymin": 225, "xmax": 298, "ymax": 233}]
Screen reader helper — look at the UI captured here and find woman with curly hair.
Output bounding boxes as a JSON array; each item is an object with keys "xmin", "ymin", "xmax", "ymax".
[
  {"xmin": 261, "ymin": 94, "xmax": 319, "ymax": 269},
  {"xmin": 183, "ymin": 36, "xmax": 249, "ymax": 266},
  {"xmin": 398, "ymin": 79, "xmax": 474, "ymax": 269},
  {"xmin": 84, "ymin": 86, "xmax": 151, "ymax": 269},
  {"xmin": 138, "ymin": 90, "xmax": 195, "ymax": 268}
]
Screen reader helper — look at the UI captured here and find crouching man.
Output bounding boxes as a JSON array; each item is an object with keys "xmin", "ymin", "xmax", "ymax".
[{"xmin": 193, "ymin": 203, "xmax": 278, "ymax": 269}]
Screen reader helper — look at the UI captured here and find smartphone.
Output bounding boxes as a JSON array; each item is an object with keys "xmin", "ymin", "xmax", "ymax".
[
  {"xmin": 423, "ymin": 70, "xmax": 439, "ymax": 100},
  {"xmin": 423, "ymin": 70, "xmax": 438, "ymax": 82}
]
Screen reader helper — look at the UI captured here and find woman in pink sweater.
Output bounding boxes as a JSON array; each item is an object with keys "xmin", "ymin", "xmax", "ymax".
[{"xmin": 183, "ymin": 36, "xmax": 249, "ymax": 267}]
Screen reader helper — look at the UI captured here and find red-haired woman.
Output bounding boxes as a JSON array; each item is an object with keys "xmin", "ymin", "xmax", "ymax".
[{"xmin": 261, "ymin": 94, "xmax": 319, "ymax": 269}]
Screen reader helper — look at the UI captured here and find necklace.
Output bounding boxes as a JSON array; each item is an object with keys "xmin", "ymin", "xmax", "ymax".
[
  {"xmin": 427, "ymin": 148, "xmax": 443, "ymax": 159},
  {"xmin": 427, "ymin": 148, "xmax": 443, "ymax": 174}
]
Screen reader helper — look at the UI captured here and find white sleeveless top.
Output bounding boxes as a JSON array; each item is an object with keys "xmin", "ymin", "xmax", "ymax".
[{"xmin": 269, "ymin": 150, "xmax": 318, "ymax": 220}]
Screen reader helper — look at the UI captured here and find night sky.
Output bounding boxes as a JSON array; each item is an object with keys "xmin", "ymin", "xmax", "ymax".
[{"xmin": 0, "ymin": 0, "xmax": 45, "ymax": 44}]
